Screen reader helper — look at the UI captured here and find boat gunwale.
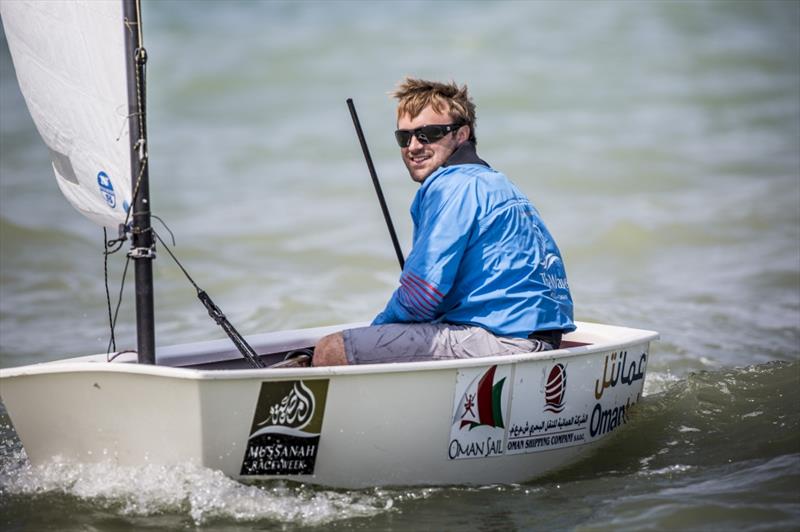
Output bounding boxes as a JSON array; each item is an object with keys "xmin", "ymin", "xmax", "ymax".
[{"xmin": 0, "ymin": 323, "xmax": 658, "ymax": 381}]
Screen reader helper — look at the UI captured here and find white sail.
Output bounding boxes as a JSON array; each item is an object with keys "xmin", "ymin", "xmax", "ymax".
[{"xmin": 1, "ymin": 0, "xmax": 133, "ymax": 228}]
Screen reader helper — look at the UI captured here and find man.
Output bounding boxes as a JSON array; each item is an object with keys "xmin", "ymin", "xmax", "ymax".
[{"xmin": 313, "ymin": 77, "xmax": 574, "ymax": 366}]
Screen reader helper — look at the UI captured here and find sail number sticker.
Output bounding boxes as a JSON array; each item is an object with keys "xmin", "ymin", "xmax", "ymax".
[
  {"xmin": 241, "ymin": 379, "xmax": 329, "ymax": 476},
  {"xmin": 97, "ymin": 171, "xmax": 116, "ymax": 208}
]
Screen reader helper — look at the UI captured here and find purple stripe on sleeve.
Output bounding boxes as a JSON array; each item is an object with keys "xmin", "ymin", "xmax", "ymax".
[
  {"xmin": 404, "ymin": 273, "xmax": 443, "ymax": 308},
  {"xmin": 407, "ymin": 271, "xmax": 445, "ymax": 299},
  {"xmin": 400, "ymin": 277, "xmax": 437, "ymax": 312},
  {"xmin": 397, "ymin": 286, "xmax": 431, "ymax": 320}
]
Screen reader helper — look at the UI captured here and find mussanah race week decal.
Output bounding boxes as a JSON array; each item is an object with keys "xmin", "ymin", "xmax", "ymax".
[{"xmin": 241, "ymin": 379, "xmax": 329, "ymax": 476}]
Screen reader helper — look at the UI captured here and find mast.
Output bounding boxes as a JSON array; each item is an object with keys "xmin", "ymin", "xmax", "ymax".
[{"xmin": 123, "ymin": 0, "xmax": 156, "ymax": 364}]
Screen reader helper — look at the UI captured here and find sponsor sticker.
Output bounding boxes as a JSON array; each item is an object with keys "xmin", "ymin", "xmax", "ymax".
[
  {"xmin": 544, "ymin": 363, "xmax": 567, "ymax": 413},
  {"xmin": 240, "ymin": 379, "xmax": 329, "ymax": 476},
  {"xmin": 507, "ymin": 361, "xmax": 589, "ymax": 454},
  {"xmin": 97, "ymin": 171, "xmax": 116, "ymax": 208},
  {"xmin": 448, "ymin": 365, "xmax": 511, "ymax": 460},
  {"xmin": 506, "ymin": 349, "xmax": 648, "ymax": 455},
  {"xmin": 444, "ymin": 347, "xmax": 650, "ymax": 460},
  {"xmin": 588, "ymin": 350, "xmax": 647, "ymax": 439}
]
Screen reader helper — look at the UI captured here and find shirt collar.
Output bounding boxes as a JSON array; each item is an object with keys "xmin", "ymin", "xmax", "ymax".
[{"xmin": 442, "ymin": 141, "xmax": 490, "ymax": 168}]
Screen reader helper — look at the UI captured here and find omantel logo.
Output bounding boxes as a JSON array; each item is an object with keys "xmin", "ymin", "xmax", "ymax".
[
  {"xmin": 544, "ymin": 363, "xmax": 567, "ymax": 413},
  {"xmin": 240, "ymin": 379, "xmax": 329, "ymax": 476}
]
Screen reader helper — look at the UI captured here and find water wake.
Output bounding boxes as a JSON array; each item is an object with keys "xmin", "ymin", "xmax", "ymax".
[{"xmin": 0, "ymin": 448, "xmax": 400, "ymax": 526}]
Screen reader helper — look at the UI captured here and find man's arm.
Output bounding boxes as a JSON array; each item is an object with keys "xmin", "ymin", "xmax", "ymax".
[{"xmin": 373, "ymin": 172, "xmax": 478, "ymax": 324}]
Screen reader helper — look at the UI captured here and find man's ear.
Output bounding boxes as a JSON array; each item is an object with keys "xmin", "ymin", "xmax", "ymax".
[{"xmin": 456, "ymin": 124, "xmax": 471, "ymax": 144}]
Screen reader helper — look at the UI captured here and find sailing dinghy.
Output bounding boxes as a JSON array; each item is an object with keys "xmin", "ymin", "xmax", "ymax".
[{"xmin": 0, "ymin": 0, "xmax": 658, "ymax": 488}]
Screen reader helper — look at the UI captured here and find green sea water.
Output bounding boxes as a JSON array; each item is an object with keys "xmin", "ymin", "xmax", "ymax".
[{"xmin": 1, "ymin": 0, "xmax": 798, "ymax": 530}]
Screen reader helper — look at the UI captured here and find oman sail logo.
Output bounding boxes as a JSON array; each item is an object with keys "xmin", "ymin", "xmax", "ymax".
[
  {"xmin": 448, "ymin": 365, "xmax": 511, "ymax": 460},
  {"xmin": 453, "ymin": 365, "xmax": 506, "ymax": 430}
]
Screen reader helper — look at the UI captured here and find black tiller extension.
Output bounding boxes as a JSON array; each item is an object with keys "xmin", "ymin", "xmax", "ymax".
[{"xmin": 346, "ymin": 98, "xmax": 405, "ymax": 270}]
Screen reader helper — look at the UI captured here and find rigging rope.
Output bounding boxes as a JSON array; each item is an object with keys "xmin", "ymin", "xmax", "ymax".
[
  {"xmin": 108, "ymin": 9, "xmax": 149, "ymax": 253},
  {"xmin": 103, "ymin": 2, "xmax": 264, "ymax": 369},
  {"xmin": 103, "ymin": 227, "xmax": 117, "ymax": 353},
  {"xmin": 102, "ymin": 225, "xmax": 265, "ymax": 369},
  {"xmin": 151, "ymin": 229, "xmax": 266, "ymax": 369},
  {"xmin": 103, "ymin": 228, "xmax": 132, "ymax": 359}
]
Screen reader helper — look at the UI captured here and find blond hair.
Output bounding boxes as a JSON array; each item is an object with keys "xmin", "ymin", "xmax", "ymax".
[{"xmin": 392, "ymin": 77, "xmax": 477, "ymax": 144}]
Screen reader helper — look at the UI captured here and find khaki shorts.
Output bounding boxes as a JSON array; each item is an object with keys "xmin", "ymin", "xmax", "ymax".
[{"xmin": 342, "ymin": 322, "xmax": 553, "ymax": 365}]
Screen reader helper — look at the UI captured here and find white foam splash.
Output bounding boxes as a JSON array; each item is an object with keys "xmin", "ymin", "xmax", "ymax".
[
  {"xmin": 638, "ymin": 464, "xmax": 694, "ymax": 477},
  {"xmin": 0, "ymin": 451, "xmax": 397, "ymax": 526},
  {"xmin": 643, "ymin": 369, "xmax": 680, "ymax": 396}
]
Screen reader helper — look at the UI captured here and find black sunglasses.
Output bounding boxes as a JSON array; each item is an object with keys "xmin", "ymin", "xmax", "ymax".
[{"xmin": 394, "ymin": 123, "xmax": 464, "ymax": 148}]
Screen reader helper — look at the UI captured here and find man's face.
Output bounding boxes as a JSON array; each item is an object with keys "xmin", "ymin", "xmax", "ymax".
[{"xmin": 397, "ymin": 105, "xmax": 466, "ymax": 183}]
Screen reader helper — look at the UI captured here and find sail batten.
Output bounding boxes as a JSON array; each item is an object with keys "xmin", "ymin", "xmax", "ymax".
[{"xmin": 1, "ymin": 0, "xmax": 134, "ymax": 228}]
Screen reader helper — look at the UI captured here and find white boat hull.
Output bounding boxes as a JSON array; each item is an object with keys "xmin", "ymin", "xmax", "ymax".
[{"xmin": 0, "ymin": 321, "xmax": 657, "ymax": 488}]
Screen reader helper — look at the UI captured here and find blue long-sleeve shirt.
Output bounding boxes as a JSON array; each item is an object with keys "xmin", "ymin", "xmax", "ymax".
[{"xmin": 373, "ymin": 143, "xmax": 575, "ymax": 338}]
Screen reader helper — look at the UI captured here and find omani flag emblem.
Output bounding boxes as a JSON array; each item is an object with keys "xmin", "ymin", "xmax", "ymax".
[{"xmin": 452, "ymin": 365, "xmax": 507, "ymax": 430}]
